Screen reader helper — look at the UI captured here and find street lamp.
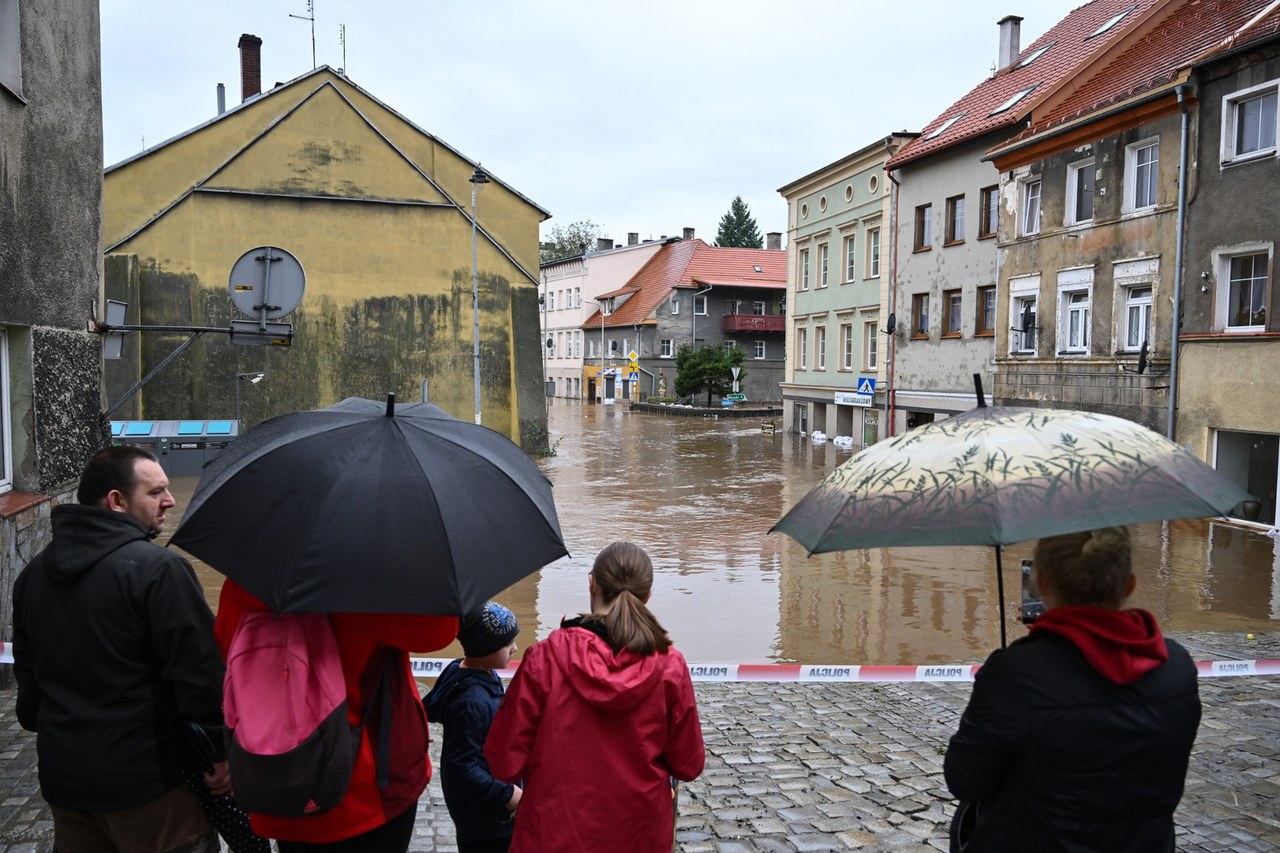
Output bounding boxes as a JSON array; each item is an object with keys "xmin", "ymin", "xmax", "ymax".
[
  {"xmin": 470, "ymin": 164, "xmax": 490, "ymax": 425},
  {"xmin": 235, "ymin": 371, "xmax": 265, "ymax": 426}
]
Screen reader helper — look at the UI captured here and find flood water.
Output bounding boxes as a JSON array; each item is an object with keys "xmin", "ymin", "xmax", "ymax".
[{"xmin": 166, "ymin": 397, "xmax": 1280, "ymax": 666}]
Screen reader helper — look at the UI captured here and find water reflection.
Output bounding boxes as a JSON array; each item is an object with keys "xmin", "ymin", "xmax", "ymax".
[{"xmin": 168, "ymin": 397, "xmax": 1280, "ymax": 666}]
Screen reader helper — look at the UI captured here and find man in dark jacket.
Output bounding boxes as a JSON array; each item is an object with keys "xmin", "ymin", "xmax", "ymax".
[
  {"xmin": 13, "ymin": 445, "xmax": 229, "ymax": 853},
  {"xmin": 944, "ymin": 527, "xmax": 1201, "ymax": 852}
]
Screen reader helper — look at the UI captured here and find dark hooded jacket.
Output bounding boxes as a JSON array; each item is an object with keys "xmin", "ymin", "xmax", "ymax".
[
  {"xmin": 423, "ymin": 659, "xmax": 515, "ymax": 841},
  {"xmin": 12, "ymin": 504, "xmax": 227, "ymax": 810},
  {"xmin": 944, "ymin": 607, "xmax": 1202, "ymax": 852},
  {"xmin": 484, "ymin": 617, "xmax": 705, "ymax": 853}
]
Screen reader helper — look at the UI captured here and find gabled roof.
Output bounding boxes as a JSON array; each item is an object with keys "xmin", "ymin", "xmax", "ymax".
[
  {"xmin": 1022, "ymin": 0, "xmax": 1278, "ymax": 138},
  {"xmin": 887, "ymin": 0, "xmax": 1166, "ymax": 171},
  {"xmin": 1191, "ymin": 1, "xmax": 1280, "ymax": 65},
  {"xmin": 581, "ymin": 240, "xmax": 787, "ymax": 330}
]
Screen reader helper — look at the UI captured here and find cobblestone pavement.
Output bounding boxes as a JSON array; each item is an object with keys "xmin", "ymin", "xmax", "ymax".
[{"xmin": 3, "ymin": 631, "xmax": 1278, "ymax": 852}]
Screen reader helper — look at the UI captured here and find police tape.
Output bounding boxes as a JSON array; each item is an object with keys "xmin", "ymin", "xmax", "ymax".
[{"xmin": 1, "ymin": 644, "xmax": 1275, "ymax": 682}]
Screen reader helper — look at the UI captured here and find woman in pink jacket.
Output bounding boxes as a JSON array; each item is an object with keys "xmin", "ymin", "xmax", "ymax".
[{"xmin": 484, "ymin": 541, "xmax": 705, "ymax": 852}]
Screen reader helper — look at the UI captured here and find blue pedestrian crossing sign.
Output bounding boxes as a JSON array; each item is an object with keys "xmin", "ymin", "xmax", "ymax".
[
  {"xmin": 629, "ymin": 371, "xmax": 640, "ymax": 382},
  {"xmin": 857, "ymin": 378, "xmax": 876, "ymax": 395}
]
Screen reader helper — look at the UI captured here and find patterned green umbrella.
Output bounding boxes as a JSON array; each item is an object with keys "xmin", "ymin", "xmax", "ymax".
[{"xmin": 771, "ymin": 404, "xmax": 1252, "ymax": 645}]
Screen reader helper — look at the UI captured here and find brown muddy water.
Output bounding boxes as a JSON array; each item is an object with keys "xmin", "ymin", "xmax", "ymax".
[{"xmin": 165, "ymin": 397, "xmax": 1280, "ymax": 666}]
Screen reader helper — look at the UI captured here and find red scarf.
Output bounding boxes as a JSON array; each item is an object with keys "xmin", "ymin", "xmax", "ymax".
[{"xmin": 1029, "ymin": 606, "xmax": 1169, "ymax": 685}]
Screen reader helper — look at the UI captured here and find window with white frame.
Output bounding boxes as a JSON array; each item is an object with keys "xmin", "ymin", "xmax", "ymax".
[
  {"xmin": 752, "ymin": 301, "xmax": 765, "ymax": 315},
  {"xmin": 819, "ymin": 244, "xmax": 830, "ymax": 288},
  {"xmin": 0, "ymin": 328, "xmax": 10, "ymax": 493},
  {"xmin": 660, "ymin": 338, "xmax": 673, "ymax": 358},
  {"xmin": 1122, "ymin": 285, "xmax": 1152, "ymax": 351},
  {"xmin": 864, "ymin": 320, "xmax": 878, "ymax": 371},
  {"xmin": 670, "ymin": 295, "xmax": 679, "ymax": 315},
  {"xmin": 800, "ymin": 249, "xmax": 810, "ymax": 291},
  {"xmin": 556, "ymin": 332, "xmax": 563, "ymax": 357},
  {"xmin": 1221, "ymin": 80, "xmax": 1278, "ymax": 164},
  {"xmin": 797, "ymin": 327, "xmax": 808, "ymax": 369},
  {"xmin": 1010, "ymin": 274, "xmax": 1040, "ymax": 354},
  {"xmin": 1066, "ymin": 158, "xmax": 1095, "ymax": 224},
  {"xmin": 694, "ymin": 296, "xmax": 708, "ymax": 315},
  {"xmin": 840, "ymin": 323, "xmax": 854, "ymax": 370},
  {"xmin": 723, "ymin": 341, "xmax": 736, "ymax": 355},
  {"xmin": 753, "ymin": 340, "xmax": 765, "ymax": 360},
  {"xmin": 1126, "ymin": 139, "xmax": 1159, "ymax": 211},
  {"xmin": 866, "ymin": 228, "xmax": 880, "ymax": 277},
  {"xmin": 574, "ymin": 331, "xmax": 581, "ymax": 358},
  {"xmin": 547, "ymin": 291, "xmax": 555, "ymax": 311},
  {"xmin": 1022, "ymin": 179, "xmax": 1042, "ymax": 235},
  {"xmin": 1218, "ymin": 249, "xmax": 1271, "ymax": 331},
  {"xmin": 1057, "ymin": 269, "xmax": 1094, "ymax": 353},
  {"xmin": 844, "ymin": 235, "xmax": 856, "ymax": 282},
  {"xmin": 588, "ymin": 338, "xmax": 599, "ymax": 358},
  {"xmin": 574, "ymin": 287, "xmax": 581, "ymax": 307},
  {"xmin": 815, "ymin": 326, "xmax": 827, "ymax": 369}
]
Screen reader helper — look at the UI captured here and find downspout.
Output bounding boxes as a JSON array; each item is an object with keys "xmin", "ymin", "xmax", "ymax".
[
  {"xmin": 887, "ymin": 167, "xmax": 901, "ymax": 437},
  {"xmin": 1167, "ymin": 83, "xmax": 1191, "ymax": 441}
]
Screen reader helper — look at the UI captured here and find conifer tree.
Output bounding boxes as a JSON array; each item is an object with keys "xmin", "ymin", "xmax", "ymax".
[{"xmin": 714, "ymin": 196, "xmax": 764, "ymax": 248}]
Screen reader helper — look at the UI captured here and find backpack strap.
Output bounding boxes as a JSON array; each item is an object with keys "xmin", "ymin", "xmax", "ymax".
[{"xmin": 360, "ymin": 646, "xmax": 395, "ymax": 790}]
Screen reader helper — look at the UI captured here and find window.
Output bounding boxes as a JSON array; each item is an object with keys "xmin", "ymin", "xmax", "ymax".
[
  {"xmin": 555, "ymin": 332, "xmax": 563, "ymax": 357},
  {"xmin": 866, "ymin": 228, "xmax": 881, "ymax": 277},
  {"xmin": 752, "ymin": 301, "xmax": 765, "ymax": 315},
  {"xmin": 844, "ymin": 235, "xmax": 856, "ymax": 282},
  {"xmin": 1222, "ymin": 82, "xmax": 1278, "ymax": 163},
  {"xmin": 1088, "ymin": 6, "xmax": 1135, "ymax": 38},
  {"xmin": 864, "ymin": 320, "xmax": 878, "ymax": 371},
  {"xmin": 694, "ymin": 296, "xmax": 708, "ymax": 315},
  {"xmin": 574, "ymin": 287, "xmax": 581, "ymax": 307},
  {"xmin": 797, "ymin": 327, "xmax": 808, "ymax": 369},
  {"xmin": 547, "ymin": 291, "xmax": 555, "ymax": 311},
  {"xmin": 1123, "ymin": 286, "xmax": 1152, "ymax": 351},
  {"xmin": 815, "ymin": 326, "xmax": 827, "ymax": 370},
  {"xmin": 990, "ymin": 85, "xmax": 1037, "ymax": 116},
  {"xmin": 723, "ymin": 341, "xmax": 736, "ymax": 356},
  {"xmin": 670, "ymin": 295, "xmax": 679, "ymax": 315},
  {"xmin": 1022, "ymin": 180, "xmax": 1042, "ymax": 235},
  {"xmin": 1060, "ymin": 290, "xmax": 1092, "ymax": 352},
  {"xmin": 1066, "ymin": 159, "xmax": 1095, "ymax": 224},
  {"xmin": 924, "ymin": 113, "xmax": 964, "ymax": 140},
  {"xmin": 819, "ymin": 243, "xmax": 830, "ymax": 288},
  {"xmin": 945, "ymin": 195, "xmax": 965, "ymax": 245},
  {"xmin": 0, "ymin": 328, "xmax": 9, "ymax": 493},
  {"xmin": 800, "ymin": 249, "xmax": 810, "ymax": 291},
  {"xmin": 574, "ymin": 331, "xmax": 581, "ymax": 358},
  {"xmin": 1126, "ymin": 139, "xmax": 1159, "ymax": 211},
  {"xmin": 588, "ymin": 338, "xmax": 599, "ymax": 358},
  {"xmin": 943, "ymin": 289, "xmax": 962, "ymax": 337},
  {"xmin": 660, "ymin": 338, "xmax": 673, "ymax": 357},
  {"xmin": 914, "ymin": 204, "xmax": 932, "ymax": 251},
  {"xmin": 911, "ymin": 293, "xmax": 929, "ymax": 338},
  {"xmin": 840, "ymin": 323, "xmax": 854, "ymax": 370},
  {"xmin": 1018, "ymin": 43, "xmax": 1054, "ymax": 68},
  {"xmin": 976, "ymin": 286, "xmax": 996, "ymax": 336},
  {"xmin": 1226, "ymin": 252, "xmax": 1270, "ymax": 330},
  {"xmin": 753, "ymin": 340, "xmax": 766, "ymax": 360},
  {"xmin": 979, "ymin": 186, "xmax": 998, "ymax": 239},
  {"xmin": 1013, "ymin": 296, "xmax": 1037, "ymax": 353},
  {"xmin": 0, "ymin": 0, "xmax": 22, "ymax": 100}
]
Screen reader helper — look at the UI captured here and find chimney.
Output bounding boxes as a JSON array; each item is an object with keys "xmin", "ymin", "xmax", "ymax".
[
  {"xmin": 767, "ymin": 232, "xmax": 782, "ymax": 251},
  {"xmin": 238, "ymin": 33, "xmax": 263, "ymax": 102},
  {"xmin": 627, "ymin": 232, "xmax": 639, "ymax": 246},
  {"xmin": 997, "ymin": 15, "xmax": 1023, "ymax": 71},
  {"xmin": 217, "ymin": 83, "xmax": 226, "ymax": 115},
  {"xmin": 596, "ymin": 238, "xmax": 614, "ymax": 251},
  {"xmin": 682, "ymin": 227, "xmax": 695, "ymax": 240}
]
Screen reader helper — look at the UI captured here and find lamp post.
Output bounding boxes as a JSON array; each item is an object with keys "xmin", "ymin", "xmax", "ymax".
[
  {"xmin": 470, "ymin": 164, "xmax": 490, "ymax": 425},
  {"xmin": 235, "ymin": 371, "xmax": 265, "ymax": 426}
]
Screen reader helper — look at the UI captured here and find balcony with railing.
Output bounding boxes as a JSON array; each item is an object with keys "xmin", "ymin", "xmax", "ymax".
[{"xmin": 723, "ymin": 313, "xmax": 785, "ymax": 333}]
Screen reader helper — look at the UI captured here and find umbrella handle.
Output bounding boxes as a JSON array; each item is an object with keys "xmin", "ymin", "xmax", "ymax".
[{"xmin": 386, "ymin": 393, "xmax": 396, "ymax": 417}]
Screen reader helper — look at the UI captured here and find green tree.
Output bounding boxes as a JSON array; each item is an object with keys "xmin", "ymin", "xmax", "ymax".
[
  {"xmin": 540, "ymin": 220, "xmax": 605, "ymax": 263},
  {"xmin": 714, "ymin": 196, "xmax": 763, "ymax": 248},
  {"xmin": 674, "ymin": 343, "xmax": 746, "ymax": 407}
]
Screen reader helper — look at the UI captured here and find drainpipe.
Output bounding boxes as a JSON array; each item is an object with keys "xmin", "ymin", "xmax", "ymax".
[
  {"xmin": 887, "ymin": 168, "xmax": 901, "ymax": 437},
  {"xmin": 1167, "ymin": 83, "xmax": 1191, "ymax": 441},
  {"xmin": 692, "ymin": 284, "xmax": 713, "ymax": 346}
]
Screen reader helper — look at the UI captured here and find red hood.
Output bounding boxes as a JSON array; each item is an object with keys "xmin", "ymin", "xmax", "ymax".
[
  {"xmin": 546, "ymin": 627, "xmax": 670, "ymax": 711},
  {"xmin": 1029, "ymin": 606, "xmax": 1168, "ymax": 685}
]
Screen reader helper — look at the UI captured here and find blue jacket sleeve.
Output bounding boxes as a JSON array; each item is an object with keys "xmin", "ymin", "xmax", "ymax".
[{"xmin": 443, "ymin": 683, "xmax": 514, "ymax": 810}]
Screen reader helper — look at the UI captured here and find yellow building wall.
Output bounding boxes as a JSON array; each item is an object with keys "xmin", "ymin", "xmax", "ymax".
[
  {"xmin": 103, "ymin": 70, "xmax": 546, "ymax": 446},
  {"xmin": 1176, "ymin": 339, "xmax": 1280, "ymax": 458}
]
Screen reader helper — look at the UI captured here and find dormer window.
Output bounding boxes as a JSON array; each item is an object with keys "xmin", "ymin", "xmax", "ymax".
[{"xmin": 990, "ymin": 86, "xmax": 1037, "ymax": 116}]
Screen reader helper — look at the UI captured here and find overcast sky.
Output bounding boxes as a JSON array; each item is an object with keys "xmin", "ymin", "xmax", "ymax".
[{"xmin": 101, "ymin": 1, "xmax": 1084, "ymax": 245}]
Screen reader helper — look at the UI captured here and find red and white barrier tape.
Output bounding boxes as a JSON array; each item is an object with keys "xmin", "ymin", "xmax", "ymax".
[{"xmin": 2, "ymin": 643, "xmax": 1275, "ymax": 682}]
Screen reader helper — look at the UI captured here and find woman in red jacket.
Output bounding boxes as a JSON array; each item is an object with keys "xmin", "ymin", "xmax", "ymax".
[
  {"xmin": 484, "ymin": 541, "xmax": 705, "ymax": 852},
  {"xmin": 215, "ymin": 579, "xmax": 457, "ymax": 852}
]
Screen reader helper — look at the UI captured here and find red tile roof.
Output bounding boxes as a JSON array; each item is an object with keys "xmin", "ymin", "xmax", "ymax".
[
  {"xmin": 581, "ymin": 240, "xmax": 787, "ymax": 330},
  {"xmin": 1021, "ymin": 0, "xmax": 1278, "ymax": 136},
  {"xmin": 887, "ymin": 0, "xmax": 1166, "ymax": 171}
]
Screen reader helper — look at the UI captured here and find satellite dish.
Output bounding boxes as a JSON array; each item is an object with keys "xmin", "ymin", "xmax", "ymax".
[{"xmin": 229, "ymin": 246, "xmax": 306, "ymax": 320}]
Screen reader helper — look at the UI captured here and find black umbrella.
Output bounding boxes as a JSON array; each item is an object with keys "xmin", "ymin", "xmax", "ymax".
[{"xmin": 171, "ymin": 395, "xmax": 568, "ymax": 615}]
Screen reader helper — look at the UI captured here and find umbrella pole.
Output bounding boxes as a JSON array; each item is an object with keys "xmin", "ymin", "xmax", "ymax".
[{"xmin": 994, "ymin": 546, "xmax": 1007, "ymax": 649}]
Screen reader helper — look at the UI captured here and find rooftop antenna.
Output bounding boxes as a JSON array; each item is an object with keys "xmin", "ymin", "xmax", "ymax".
[
  {"xmin": 290, "ymin": 0, "xmax": 317, "ymax": 70},
  {"xmin": 339, "ymin": 23, "xmax": 346, "ymax": 72}
]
